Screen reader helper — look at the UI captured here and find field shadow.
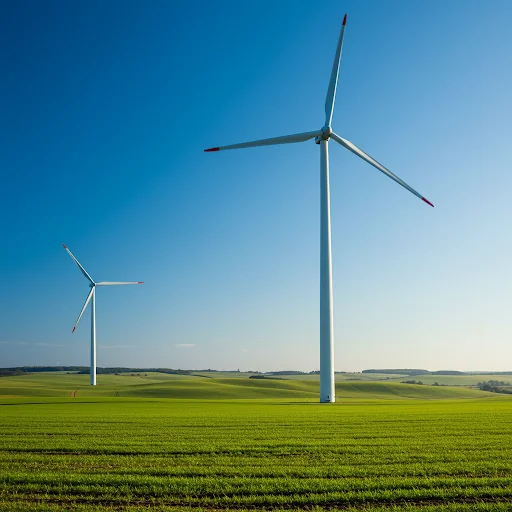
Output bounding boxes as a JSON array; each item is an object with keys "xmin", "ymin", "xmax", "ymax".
[
  {"xmin": 274, "ymin": 401, "xmax": 342, "ymax": 406},
  {"xmin": 0, "ymin": 401, "xmax": 110, "ymax": 407}
]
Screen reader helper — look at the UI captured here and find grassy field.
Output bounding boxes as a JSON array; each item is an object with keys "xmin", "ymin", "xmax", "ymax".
[{"xmin": 1, "ymin": 373, "xmax": 512, "ymax": 511}]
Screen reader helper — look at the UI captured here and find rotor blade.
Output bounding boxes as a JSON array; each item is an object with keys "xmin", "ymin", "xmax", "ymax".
[
  {"xmin": 63, "ymin": 244, "xmax": 95, "ymax": 284},
  {"xmin": 204, "ymin": 130, "xmax": 321, "ymax": 152},
  {"xmin": 95, "ymin": 282, "xmax": 144, "ymax": 286},
  {"xmin": 324, "ymin": 14, "xmax": 347, "ymax": 127},
  {"xmin": 330, "ymin": 132, "xmax": 434, "ymax": 207},
  {"xmin": 72, "ymin": 287, "xmax": 94, "ymax": 333}
]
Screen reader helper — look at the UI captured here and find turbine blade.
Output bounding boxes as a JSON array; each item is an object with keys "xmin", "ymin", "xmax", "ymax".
[
  {"xmin": 72, "ymin": 287, "xmax": 94, "ymax": 333},
  {"xmin": 204, "ymin": 130, "xmax": 321, "ymax": 152},
  {"xmin": 324, "ymin": 14, "xmax": 347, "ymax": 127},
  {"xmin": 95, "ymin": 282, "xmax": 144, "ymax": 286},
  {"xmin": 330, "ymin": 132, "xmax": 434, "ymax": 207},
  {"xmin": 63, "ymin": 244, "xmax": 95, "ymax": 284}
]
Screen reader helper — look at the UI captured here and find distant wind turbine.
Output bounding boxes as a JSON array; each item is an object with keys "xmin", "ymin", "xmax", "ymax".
[
  {"xmin": 63, "ymin": 244, "xmax": 143, "ymax": 386},
  {"xmin": 205, "ymin": 14, "xmax": 433, "ymax": 403}
]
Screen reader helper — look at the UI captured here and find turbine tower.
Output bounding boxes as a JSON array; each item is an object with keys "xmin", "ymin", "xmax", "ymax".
[
  {"xmin": 205, "ymin": 15, "xmax": 433, "ymax": 403},
  {"xmin": 63, "ymin": 244, "xmax": 143, "ymax": 386}
]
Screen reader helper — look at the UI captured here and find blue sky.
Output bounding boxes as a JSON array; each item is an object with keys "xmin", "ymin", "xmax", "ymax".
[{"xmin": 2, "ymin": 0, "xmax": 511, "ymax": 372}]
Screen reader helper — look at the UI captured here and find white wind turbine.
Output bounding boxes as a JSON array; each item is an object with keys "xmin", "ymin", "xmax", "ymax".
[
  {"xmin": 205, "ymin": 14, "xmax": 433, "ymax": 403},
  {"xmin": 63, "ymin": 244, "xmax": 143, "ymax": 386}
]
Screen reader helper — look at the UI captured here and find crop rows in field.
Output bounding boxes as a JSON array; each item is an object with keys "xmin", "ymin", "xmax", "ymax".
[{"xmin": 2, "ymin": 397, "xmax": 512, "ymax": 510}]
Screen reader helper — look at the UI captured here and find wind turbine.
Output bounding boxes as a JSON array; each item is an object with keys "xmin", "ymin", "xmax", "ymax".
[
  {"xmin": 205, "ymin": 15, "xmax": 433, "ymax": 403},
  {"xmin": 63, "ymin": 244, "xmax": 143, "ymax": 386}
]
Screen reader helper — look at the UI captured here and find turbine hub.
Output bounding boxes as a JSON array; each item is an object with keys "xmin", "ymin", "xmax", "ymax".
[{"xmin": 315, "ymin": 125, "xmax": 332, "ymax": 144}]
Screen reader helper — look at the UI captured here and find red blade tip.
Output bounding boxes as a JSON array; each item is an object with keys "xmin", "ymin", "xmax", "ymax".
[
  {"xmin": 63, "ymin": 244, "xmax": 67, "ymax": 249},
  {"xmin": 204, "ymin": 147, "xmax": 220, "ymax": 152},
  {"xmin": 138, "ymin": 282, "xmax": 144, "ymax": 284},
  {"xmin": 343, "ymin": 14, "xmax": 347, "ymax": 26},
  {"xmin": 72, "ymin": 327, "xmax": 75, "ymax": 333},
  {"xmin": 422, "ymin": 197, "xmax": 434, "ymax": 207}
]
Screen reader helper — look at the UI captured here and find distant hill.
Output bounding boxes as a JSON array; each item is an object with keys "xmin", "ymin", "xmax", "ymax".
[
  {"xmin": 361, "ymin": 369, "xmax": 494, "ymax": 376},
  {"xmin": 4, "ymin": 366, "xmax": 512, "ymax": 378},
  {"xmin": 2, "ymin": 366, "xmax": 201, "ymax": 376},
  {"xmin": 362, "ymin": 369, "xmax": 430, "ymax": 376},
  {"xmin": 0, "ymin": 371, "xmax": 498, "ymax": 400}
]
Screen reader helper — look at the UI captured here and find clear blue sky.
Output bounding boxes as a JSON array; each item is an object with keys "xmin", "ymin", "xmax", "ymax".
[{"xmin": 2, "ymin": 0, "xmax": 511, "ymax": 372}]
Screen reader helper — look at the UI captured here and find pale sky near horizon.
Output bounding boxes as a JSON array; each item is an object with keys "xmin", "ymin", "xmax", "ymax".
[{"xmin": 2, "ymin": 0, "xmax": 512, "ymax": 372}]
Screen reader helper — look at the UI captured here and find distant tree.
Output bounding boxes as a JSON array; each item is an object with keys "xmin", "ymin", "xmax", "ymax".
[
  {"xmin": 478, "ymin": 381, "xmax": 512, "ymax": 394},
  {"xmin": 249, "ymin": 375, "xmax": 283, "ymax": 380}
]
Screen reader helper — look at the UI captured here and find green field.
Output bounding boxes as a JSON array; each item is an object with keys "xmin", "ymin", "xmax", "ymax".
[{"xmin": 1, "ymin": 373, "xmax": 512, "ymax": 511}]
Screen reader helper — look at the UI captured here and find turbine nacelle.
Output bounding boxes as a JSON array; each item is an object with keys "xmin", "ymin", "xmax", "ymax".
[{"xmin": 315, "ymin": 125, "xmax": 333, "ymax": 144}]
